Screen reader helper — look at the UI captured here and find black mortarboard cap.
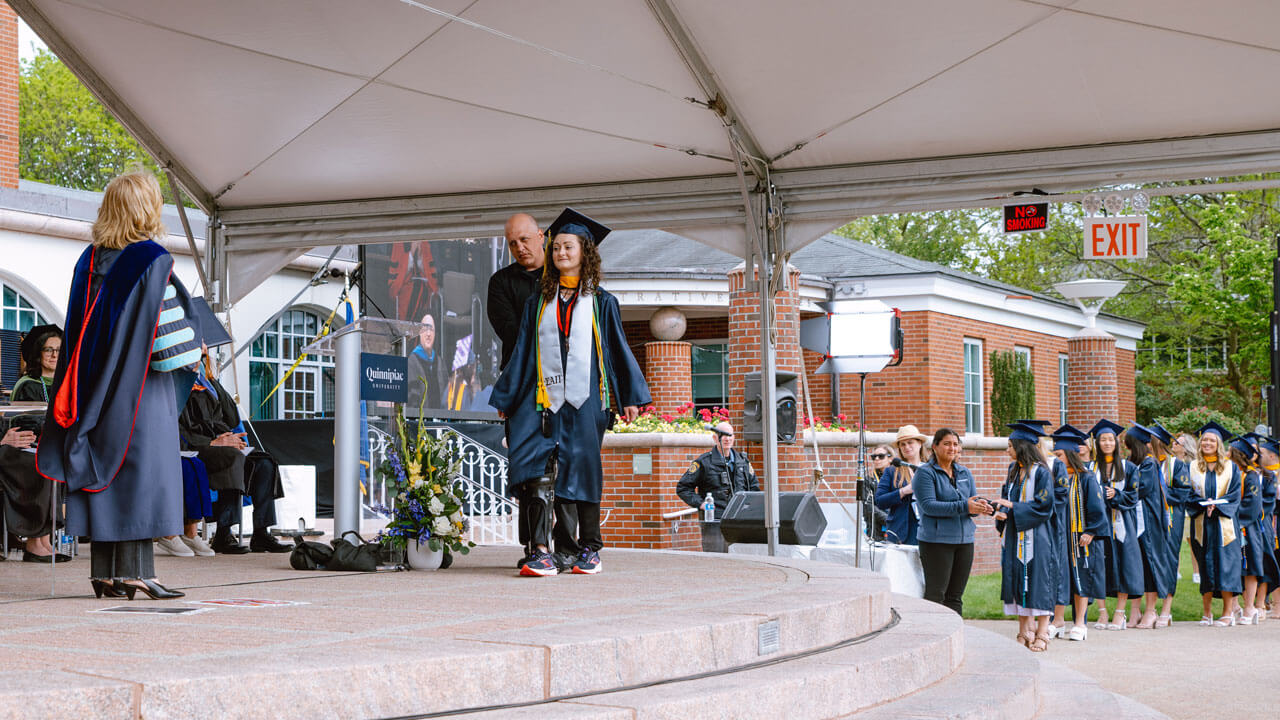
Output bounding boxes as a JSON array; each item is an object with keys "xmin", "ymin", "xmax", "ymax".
[
  {"xmin": 192, "ymin": 296, "xmax": 232, "ymax": 347},
  {"xmin": 19, "ymin": 324, "xmax": 62, "ymax": 366},
  {"xmin": 1197, "ymin": 421, "xmax": 1232, "ymax": 441},
  {"xmin": 546, "ymin": 207, "xmax": 611, "ymax": 246},
  {"xmin": 1089, "ymin": 419, "xmax": 1124, "ymax": 439}
]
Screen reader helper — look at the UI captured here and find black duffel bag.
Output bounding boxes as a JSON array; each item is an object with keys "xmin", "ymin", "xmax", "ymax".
[{"xmin": 289, "ymin": 536, "xmax": 333, "ymax": 570}]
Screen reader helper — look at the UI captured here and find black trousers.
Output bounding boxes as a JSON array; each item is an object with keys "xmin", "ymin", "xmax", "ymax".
[
  {"xmin": 552, "ymin": 498, "xmax": 602, "ymax": 555},
  {"xmin": 90, "ymin": 539, "xmax": 154, "ymax": 580},
  {"xmin": 918, "ymin": 540, "xmax": 974, "ymax": 615},
  {"xmin": 213, "ymin": 456, "xmax": 278, "ymax": 534},
  {"xmin": 513, "ymin": 483, "xmax": 553, "ymax": 550}
]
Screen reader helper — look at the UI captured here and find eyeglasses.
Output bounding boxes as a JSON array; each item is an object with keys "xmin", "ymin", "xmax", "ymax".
[
  {"xmin": 870, "ymin": 453, "xmax": 890, "ymax": 460},
  {"xmin": 41, "ymin": 347, "xmax": 59, "ymax": 355}
]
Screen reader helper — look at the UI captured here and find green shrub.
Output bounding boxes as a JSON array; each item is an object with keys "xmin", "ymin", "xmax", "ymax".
[
  {"xmin": 990, "ymin": 350, "xmax": 1036, "ymax": 432},
  {"xmin": 1153, "ymin": 406, "xmax": 1249, "ymax": 437}
]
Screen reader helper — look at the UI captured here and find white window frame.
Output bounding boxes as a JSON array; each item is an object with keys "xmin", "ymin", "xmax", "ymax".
[
  {"xmin": 1058, "ymin": 353, "xmax": 1069, "ymax": 426},
  {"xmin": 249, "ymin": 308, "xmax": 335, "ymax": 420},
  {"xmin": 1014, "ymin": 345, "xmax": 1032, "ymax": 369},
  {"xmin": 689, "ymin": 339, "xmax": 730, "ymax": 410},
  {"xmin": 0, "ymin": 280, "xmax": 49, "ymax": 332},
  {"xmin": 963, "ymin": 338, "xmax": 984, "ymax": 435}
]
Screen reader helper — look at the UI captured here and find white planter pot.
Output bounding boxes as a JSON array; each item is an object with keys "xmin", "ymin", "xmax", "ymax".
[{"xmin": 405, "ymin": 541, "xmax": 444, "ymax": 570}]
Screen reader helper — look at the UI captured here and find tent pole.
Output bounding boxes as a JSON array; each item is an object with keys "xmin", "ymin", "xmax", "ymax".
[{"xmin": 759, "ymin": 194, "xmax": 780, "ymax": 555}]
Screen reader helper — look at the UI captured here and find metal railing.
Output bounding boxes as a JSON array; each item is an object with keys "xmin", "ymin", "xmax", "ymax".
[{"xmin": 1136, "ymin": 343, "xmax": 1228, "ymax": 372}]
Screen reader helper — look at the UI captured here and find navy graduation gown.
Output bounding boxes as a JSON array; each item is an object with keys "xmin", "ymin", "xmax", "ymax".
[
  {"xmin": 1049, "ymin": 458, "xmax": 1073, "ymax": 606},
  {"xmin": 1136, "ymin": 456, "xmax": 1175, "ymax": 597},
  {"xmin": 999, "ymin": 463, "xmax": 1057, "ymax": 612},
  {"xmin": 1238, "ymin": 469, "xmax": 1278, "ymax": 582},
  {"xmin": 1262, "ymin": 469, "xmax": 1280, "ymax": 585},
  {"xmin": 1187, "ymin": 463, "xmax": 1242, "ymax": 595},
  {"xmin": 1068, "ymin": 469, "xmax": 1110, "ymax": 600},
  {"xmin": 489, "ymin": 288, "xmax": 650, "ymax": 503},
  {"xmin": 37, "ymin": 242, "xmax": 195, "ymax": 541},
  {"xmin": 1100, "ymin": 458, "xmax": 1144, "ymax": 597},
  {"xmin": 1166, "ymin": 457, "xmax": 1191, "ymax": 586}
]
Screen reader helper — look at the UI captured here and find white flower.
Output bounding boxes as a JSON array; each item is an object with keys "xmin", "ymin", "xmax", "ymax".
[
  {"xmin": 427, "ymin": 497, "xmax": 445, "ymax": 515},
  {"xmin": 432, "ymin": 516, "xmax": 452, "ymax": 536},
  {"xmin": 449, "ymin": 511, "xmax": 463, "ymax": 524}
]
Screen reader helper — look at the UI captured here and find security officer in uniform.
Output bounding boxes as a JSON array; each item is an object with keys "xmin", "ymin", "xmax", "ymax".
[{"xmin": 677, "ymin": 421, "xmax": 758, "ymax": 518}]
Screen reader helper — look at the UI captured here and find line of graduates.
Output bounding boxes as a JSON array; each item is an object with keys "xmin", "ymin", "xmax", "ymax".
[{"xmin": 994, "ymin": 418, "xmax": 1280, "ymax": 652}]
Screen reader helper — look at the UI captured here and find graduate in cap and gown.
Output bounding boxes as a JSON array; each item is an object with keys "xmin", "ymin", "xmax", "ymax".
[
  {"xmin": 1150, "ymin": 422, "xmax": 1190, "ymax": 626},
  {"xmin": 36, "ymin": 172, "xmax": 202, "ymax": 601},
  {"xmin": 1124, "ymin": 423, "xmax": 1175, "ymax": 629},
  {"xmin": 1250, "ymin": 434, "xmax": 1280, "ymax": 619},
  {"xmin": 1011, "ymin": 419, "xmax": 1073, "ymax": 640},
  {"xmin": 490, "ymin": 208, "xmax": 650, "ymax": 577},
  {"xmin": 1186, "ymin": 421, "xmax": 1243, "ymax": 625},
  {"xmin": 1230, "ymin": 435, "xmax": 1273, "ymax": 624},
  {"xmin": 1049, "ymin": 424, "xmax": 1108, "ymax": 640},
  {"xmin": 991, "ymin": 422, "xmax": 1058, "ymax": 652},
  {"xmin": 1088, "ymin": 419, "xmax": 1143, "ymax": 630}
]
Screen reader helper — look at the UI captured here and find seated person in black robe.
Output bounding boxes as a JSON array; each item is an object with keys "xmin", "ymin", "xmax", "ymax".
[
  {"xmin": 178, "ymin": 353, "xmax": 289, "ymax": 553},
  {"xmin": 10, "ymin": 325, "xmax": 62, "ymax": 403},
  {"xmin": 0, "ymin": 414, "xmax": 68, "ymax": 562}
]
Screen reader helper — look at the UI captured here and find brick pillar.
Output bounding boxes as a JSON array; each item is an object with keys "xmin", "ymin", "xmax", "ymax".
[
  {"xmin": 727, "ymin": 262, "xmax": 807, "ymax": 491},
  {"xmin": 1066, "ymin": 329, "xmax": 1119, "ymax": 425},
  {"xmin": 644, "ymin": 341, "xmax": 692, "ymax": 413},
  {"xmin": 0, "ymin": 3, "xmax": 16, "ymax": 189}
]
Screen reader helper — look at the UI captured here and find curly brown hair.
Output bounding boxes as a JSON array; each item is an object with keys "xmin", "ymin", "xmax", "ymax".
[{"xmin": 539, "ymin": 231, "xmax": 602, "ymax": 300}]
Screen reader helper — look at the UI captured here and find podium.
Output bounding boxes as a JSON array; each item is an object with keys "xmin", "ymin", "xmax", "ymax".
[{"xmin": 303, "ymin": 317, "xmax": 429, "ymax": 543}]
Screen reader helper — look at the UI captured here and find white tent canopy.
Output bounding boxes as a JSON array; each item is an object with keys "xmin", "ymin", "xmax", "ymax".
[{"xmin": 15, "ymin": 0, "xmax": 1280, "ymax": 305}]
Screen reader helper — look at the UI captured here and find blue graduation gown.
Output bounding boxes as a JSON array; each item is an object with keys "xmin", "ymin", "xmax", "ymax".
[
  {"xmin": 1100, "ymin": 459, "xmax": 1144, "ymax": 597},
  {"xmin": 1187, "ymin": 463, "xmax": 1242, "ymax": 595},
  {"xmin": 36, "ymin": 242, "xmax": 194, "ymax": 541},
  {"xmin": 1262, "ymin": 469, "xmax": 1280, "ymax": 585},
  {"xmin": 999, "ymin": 463, "xmax": 1057, "ymax": 612},
  {"xmin": 1050, "ymin": 458, "xmax": 1072, "ymax": 605},
  {"xmin": 1238, "ymin": 470, "xmax": 1278, "ymax": 582},
  {"xmin": 1137, "ymin": 457, "xmax": 1175, "ymax": 597},
  {"xmin": 1165, "ymin": 457, "xmax": 1191, "ymax": 587},
  {"xmin": 489, "ymin": 288, "xmax": 650, "ymax": 503},
  {"xmin": 874, "ymin": 466, "xmax": 918, "ymax": 545},
  {"xmin": 1068, "ymin": 469, "xmax": 1110, "ymax": 600}
]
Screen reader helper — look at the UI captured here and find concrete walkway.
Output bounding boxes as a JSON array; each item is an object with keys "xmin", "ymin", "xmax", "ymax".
[{"xmin": 969, "ymin": 617, "xmax": 1280, "ymax": 719}]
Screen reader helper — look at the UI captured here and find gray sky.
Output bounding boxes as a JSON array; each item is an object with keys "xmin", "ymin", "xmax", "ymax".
[{"xmin": 18, "ymin": 18, "xmax": 47, "ymax": 63}]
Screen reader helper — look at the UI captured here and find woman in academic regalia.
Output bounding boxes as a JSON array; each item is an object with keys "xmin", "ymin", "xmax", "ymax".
[
  {"xmin": 1230, "ymin": 436, "xmax": 1268, "ymax": 625},
  {"xmin": 490, "ymin": 208, "xmax": 650, "ymax": 577},
  {"xmin": 1126, "ymin": 424, "xmax": 1174, "ymax": 629},
  {"xmin": 1151, "ymin": 423, "xmax": 1190, "ymax": 627},
  {"xmin": 1050, "ymin": 425, "xmax": 1108, "ymax": 641},
  {"xmin": 11, "ymin": 324, "xmax": 62, "ymax": 402},
  {"xmin": 1254, "ymin": 435, "xmax": 1280, "ymax": 619},
  {"xmin": 990, "ymin": 423, "xmax": 1058, "ymax": 652},
  {"xmin": 1012, "ymin": 420, "xmax": 1072, "ymax": 641},
  {"xmin": 1089, "ymin": 419, "xmax": 1143, "ymax": 630},
  {"xmin": 1186, "ymin": 421, "xmax": 1243, "ymax": 626},
  {"xmin": 36, "ymin": 171, "xmax": 203, "ymax": 600}
]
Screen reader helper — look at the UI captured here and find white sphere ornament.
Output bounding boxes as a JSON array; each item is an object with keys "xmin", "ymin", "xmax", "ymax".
[
  {"xmin": 1104, "ymin": 193, "xmax": 1124, "ymax": 215},
  {"xmin": 1130, "ymin": 191, "xmax": 1150, "ymax": 212},
  {"xmin": 649, "ymin": 306, "xmax": 687, "ymax": 341},
  {"xmin": 1081, "ymin": 194, "xmax": 1102, "ymax": 216}
]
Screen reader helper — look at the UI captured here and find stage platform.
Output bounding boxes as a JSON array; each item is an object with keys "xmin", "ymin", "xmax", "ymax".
[{"xmin": 0, "ymin": 546, "xmax": 1165, "ymax": 719}]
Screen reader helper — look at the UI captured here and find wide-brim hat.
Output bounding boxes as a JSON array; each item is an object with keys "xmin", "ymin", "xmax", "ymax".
[{"xmin": 894, "ymin": 424, "xmax": 928, "ymax": 447}]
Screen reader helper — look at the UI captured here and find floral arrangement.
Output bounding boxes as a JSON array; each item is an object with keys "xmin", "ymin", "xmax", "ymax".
[
  {"xmin": 802, "ymin": 413, "xmax": 864, "ymax": 432},
  {"xmin": 609, "ymin": 402, "xmax": 729, "ymax": 433},
  {"xmin": 374, "ymin": 407, "xmax": 475, "ymax": 555}
]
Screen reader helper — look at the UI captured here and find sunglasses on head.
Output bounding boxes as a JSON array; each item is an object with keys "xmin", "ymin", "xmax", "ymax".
[{"xmin": 870, "ymin": 453, "xmax": 890, "ymax": 460}]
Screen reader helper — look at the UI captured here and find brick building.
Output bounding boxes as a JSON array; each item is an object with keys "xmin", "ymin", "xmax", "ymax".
[{"xmin": 597, "ymin": 230, "xmax": 1144, "ymax": 572}]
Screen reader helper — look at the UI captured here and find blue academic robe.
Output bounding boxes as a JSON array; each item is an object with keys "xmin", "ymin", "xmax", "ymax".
[
  {"xmin": 1067, "ymin": 469, "xmax": 1110, "ymax": 601},
  {"xmin": 1136, "ymin": 456, "xmax": 1175, "ymax": 597},
  {"xmin": 999, "ymin": 463, "xmax": 1057, "ymax": 612},
  {"xmin": 36, "ymin": 242, "xmax": 197, "ymax": 541},
  {"xmin": 1237, "ymin": 469, "xmax": 1279, "ymax": 582},
  {"xmin": 489, "ymin": 288, "xmax": 650, "ymax": 503},
  {"xmin": 1049, "ymin": 458, "xmax": 1072, "ymax": 606},
  {"xmin": 1165, "ymin": 457, "xmax": 1191, "ymax": 588},
  {"xmin": 1187, "ymin": 463, "xmax": 1243, "ymax": 595},
  {"xmin": 1262, "ymin": 469, "xmax": 1280, "ymax": 585},
  {"xmin": 874, "ymin": 466, "xmax": 918, "ymax": 545},
  {"xmin": 1100, "ymin": 458, "xmax": 1144, "ymax": 597}
]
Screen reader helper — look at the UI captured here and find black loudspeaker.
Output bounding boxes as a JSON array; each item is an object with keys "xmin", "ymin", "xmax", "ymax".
[
  {"xmin": 743, "ymin": 371, "xmax": 798, "ymax": 443},
  {"xmin": 719, "ymin": 491, "xmax": 828, "ymax": 546}
]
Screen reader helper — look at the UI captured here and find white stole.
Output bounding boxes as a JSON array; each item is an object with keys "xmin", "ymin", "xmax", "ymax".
[
  {"xmin": 537, "ymin": 292, "xmax": 595, "ymax": 412},
  {"xmin": 1189, "ymin": 460, "xmax": 1236, "ymax": 547},
  {"xmin": 1104, "ymin": 461, "xmax": 1128, "ymax": 543}
]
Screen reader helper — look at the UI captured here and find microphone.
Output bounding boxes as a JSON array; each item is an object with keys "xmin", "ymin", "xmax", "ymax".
[{"xmin": 891, "ymin": 458, "xmax": 921, "ymax": 470}]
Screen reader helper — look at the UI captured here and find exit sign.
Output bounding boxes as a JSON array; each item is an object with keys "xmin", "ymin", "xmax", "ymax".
[
  {"xmin": 1084, "ymin": 216, "xmax": 1147, "ymax": 260},
  {"xmin": 1003, "ymin": 202, "xmax": 1048, "ymax": 234}
]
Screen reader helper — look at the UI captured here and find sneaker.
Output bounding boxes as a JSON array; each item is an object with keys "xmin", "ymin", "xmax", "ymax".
[
  {"xmin": 519, "ymin": 551, "xmax": 559, "ymax": 577},
  {"xmin": 570, "ymin": 549, "xmax": 602, "ymax": 575},
  {"xmin": 156, "ymin": 536, "xmax": 195, "ymax": 557},
  {"xmin": 180, "ymin": 535, "xmax": 215, "ymax": 557}
]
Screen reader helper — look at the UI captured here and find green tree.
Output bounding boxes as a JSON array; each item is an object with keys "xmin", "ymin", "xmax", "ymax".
[
  {"xmin": 19, "ymin": 49, "xmax": 171, "ymax": 197},
  {"xmin": 834, "ymin": 209, "xmax": 996, "ymax": 274},
  {"xmin": 989, "ymin": 350, "xmax": 1036, "ymax": 432}
]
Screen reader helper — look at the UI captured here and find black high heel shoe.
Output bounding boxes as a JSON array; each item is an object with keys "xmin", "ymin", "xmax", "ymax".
[
  {"xmin": 121, "ymin": 578, "xmax": 185, "ymax": 600},
  {"xmin": 90, "ymin": 579, "xmax": 125, "ymax": 599}
]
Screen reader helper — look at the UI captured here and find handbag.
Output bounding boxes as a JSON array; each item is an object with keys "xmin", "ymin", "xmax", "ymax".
[
  {"xmin": 289, "ymin": 536, "xmax": 333, "ymax": 571},
  {"xmin": 326, "ymin": 531, "xmax": 380, "ymax": 572}
]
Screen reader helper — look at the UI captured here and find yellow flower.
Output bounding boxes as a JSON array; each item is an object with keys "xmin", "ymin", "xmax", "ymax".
[{"xmin": 431, "ymin": 484, "xmax": 442, "ymax": 494}]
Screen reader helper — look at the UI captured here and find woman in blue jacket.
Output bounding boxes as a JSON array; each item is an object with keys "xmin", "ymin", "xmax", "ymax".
[
  {"xmin": 874, "ymin": 425, "xmax": 929, "ymax": 545},
  {"xmin": 912, "ymin": 427, "xmax": 991, "ymax": 615}
]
